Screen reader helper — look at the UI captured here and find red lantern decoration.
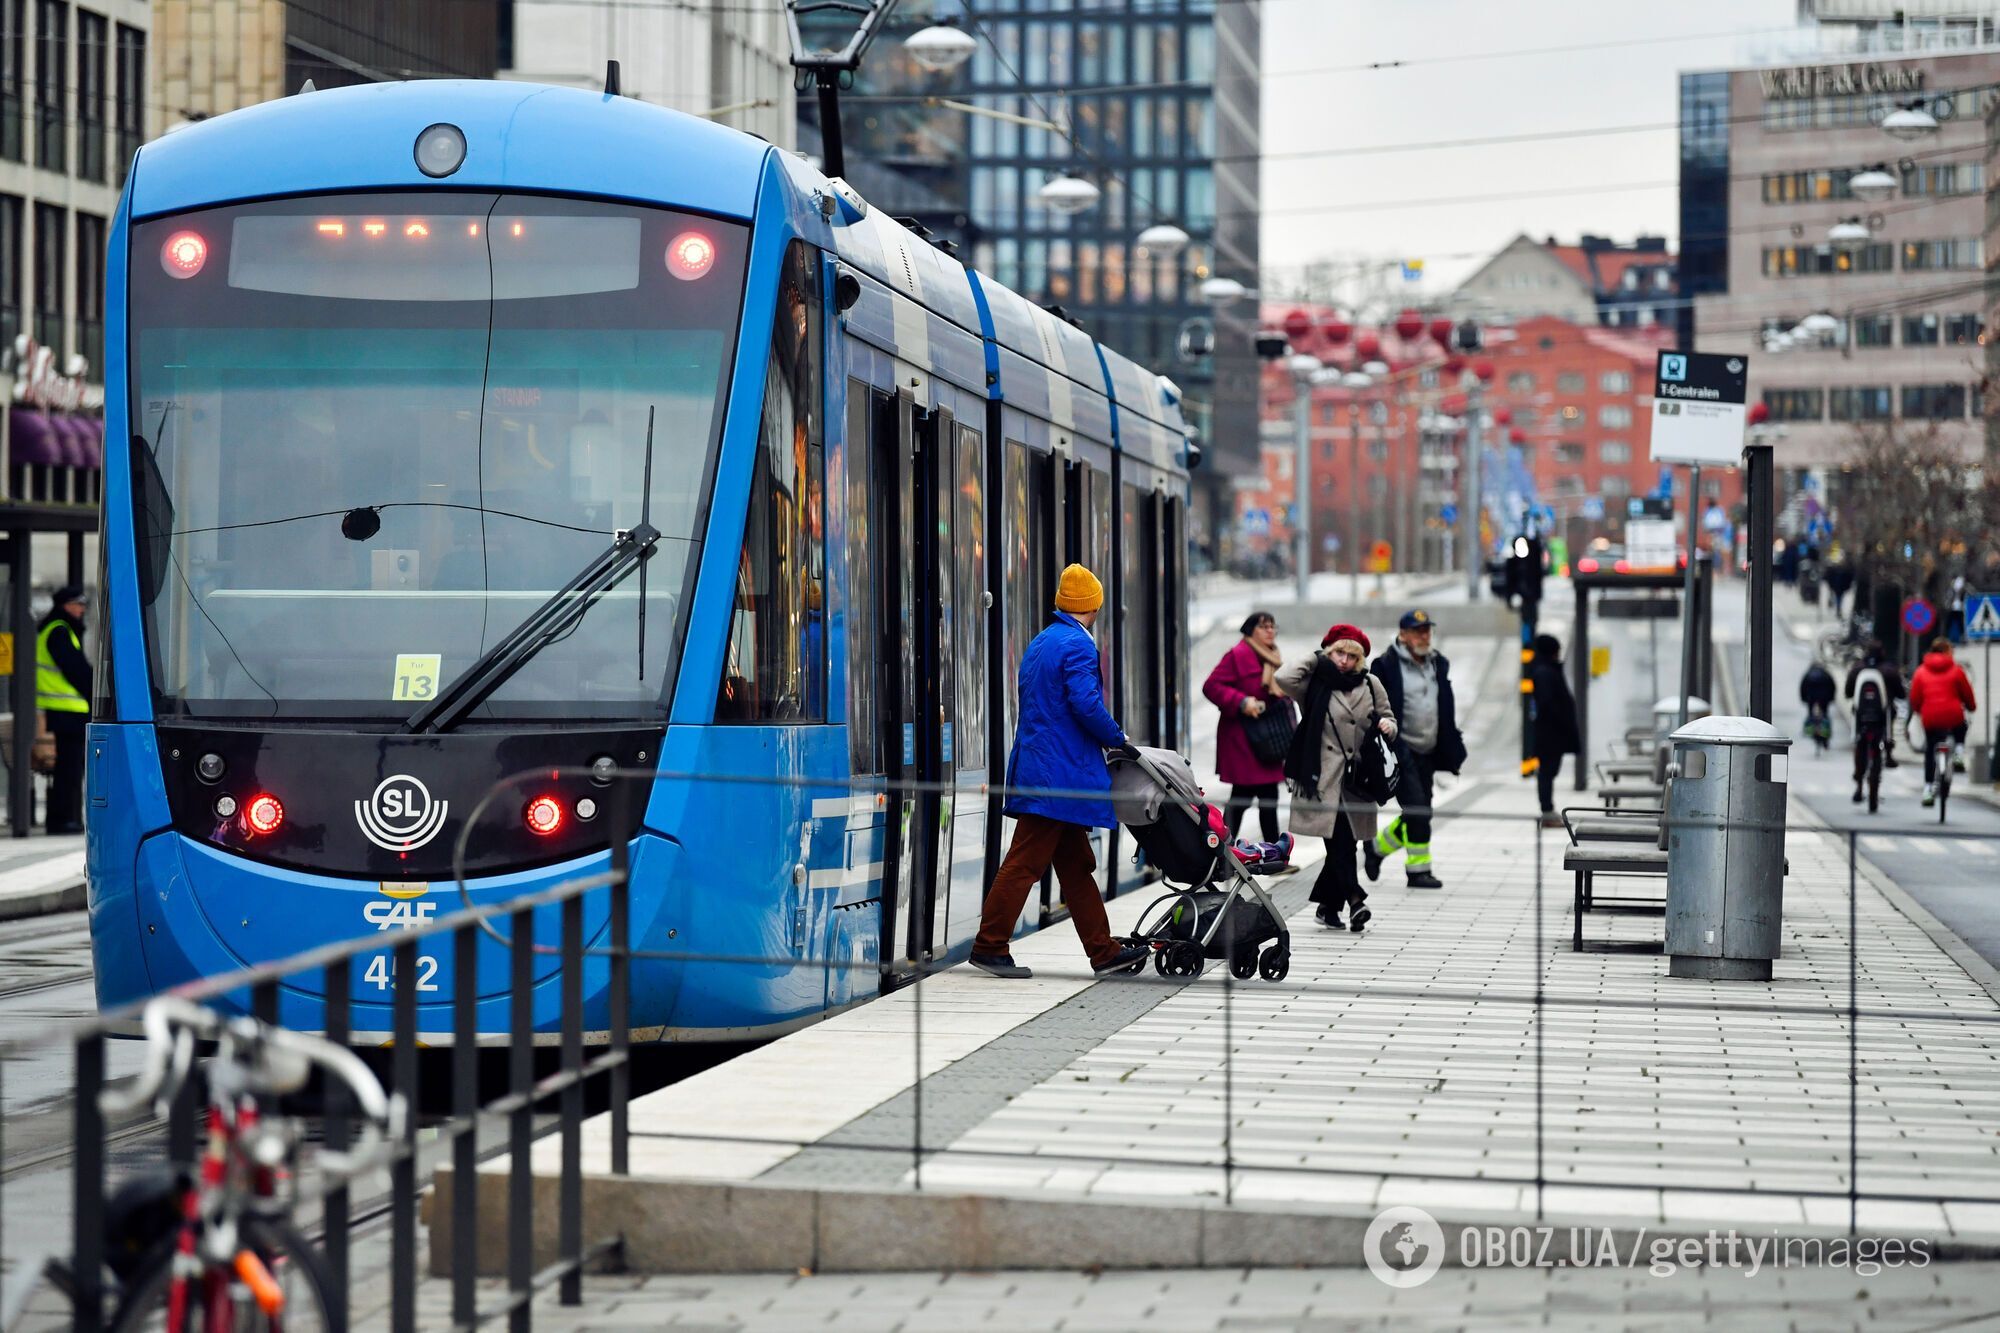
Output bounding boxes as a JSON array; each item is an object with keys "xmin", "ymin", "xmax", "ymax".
[
  {"xmin": 1429, "ymin": 317, "xmax": 1455, "ymax": 346},
  {"xmin": 1354, "ymin": 332, "xmax": 1382, "ymax": 361},
  {"xmin": 1444, "ymin": 355, "xmax": 1466, "ymax": 375},
  {"xmin": 1393, "ymin": 309, "xmax": 1424, "ymax": 342},
  {"xmin": 1321, "ymin": 316, "xmax": 1352, "ymax": 347},
  {"xmin": 1282, "ymin": 309, "xmax": 1313, "ymax": 343},
  {"xmin": 1492, "ymin": 405, "xmax": 1513, "ymax": 425},
  {"xmin": 1747, "ymin": 401, "xmax": 1771, "ymax": 425},
  {"xmin": 1440, "ymin": 393, "xmax": 1469, "ymax": 415},
  {"xmin": 1472, "ymin": 359, "xmax": 1496, "ymax": 384},
  {"xmin": 1509, "ymin": 427, "xmax": 1527, "ymax": 445}
]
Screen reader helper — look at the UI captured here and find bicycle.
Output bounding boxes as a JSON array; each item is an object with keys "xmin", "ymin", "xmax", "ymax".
[
  {"xmin": 79, "ymin": 996, "xmax": 404, "ymax": 1332},
  {"xmin": 1929, "ymin": 732, "xmax": 1960, "ymax": 825}
]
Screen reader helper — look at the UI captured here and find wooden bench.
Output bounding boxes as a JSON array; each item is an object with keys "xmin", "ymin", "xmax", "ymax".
[{"xmin": 1561, "ymin": 845, "xmax": 1667, "ymax": 953}]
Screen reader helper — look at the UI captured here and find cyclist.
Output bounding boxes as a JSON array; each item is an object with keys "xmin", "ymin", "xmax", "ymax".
[
  {"xmin": 1845, "ymin": 640, "xmax": 1906, "ymax": 770},
  {"xmin": 1800, "ymin": 660, "xmax": 1837, "ymax": 753},
  {"xmin": 1845, "ymin": 645, "xmax": 1895, "ymax": 806},
  {"xmin": 1909, "ymin": 636, "xmax": 1977, "ymax": 806}
]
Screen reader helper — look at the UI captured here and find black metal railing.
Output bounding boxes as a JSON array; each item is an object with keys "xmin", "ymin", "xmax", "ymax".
[{"xmin": 1, "ymin": 779, "xmax": 644, "ymax": 1333}]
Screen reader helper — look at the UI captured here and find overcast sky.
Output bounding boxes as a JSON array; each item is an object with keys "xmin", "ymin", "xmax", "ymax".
[{"xmin": 1258, "ymin": 0, "xmax": 1800, "ymax": 296}]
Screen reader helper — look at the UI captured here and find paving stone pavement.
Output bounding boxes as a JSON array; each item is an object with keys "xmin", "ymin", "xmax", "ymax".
[{"xmin": 383, "ymin": 1261, "xmax": 2000, "ymax": 1331}]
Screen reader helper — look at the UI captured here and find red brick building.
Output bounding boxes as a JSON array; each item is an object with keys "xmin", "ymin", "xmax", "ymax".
[{"xmin": 1234, "ymin": 311, "xmax": 1745, "ymax": 575}]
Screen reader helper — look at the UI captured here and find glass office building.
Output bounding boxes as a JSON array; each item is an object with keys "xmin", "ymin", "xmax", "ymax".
[{"xmin": 801, "ymin": 0, "xmax": 1261, "ymax": 547}]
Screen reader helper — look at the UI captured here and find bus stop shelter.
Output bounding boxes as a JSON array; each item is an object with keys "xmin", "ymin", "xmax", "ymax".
[{"xmin": 1568, "ymin": 556, "xmax": 1714, "ymax": 790}]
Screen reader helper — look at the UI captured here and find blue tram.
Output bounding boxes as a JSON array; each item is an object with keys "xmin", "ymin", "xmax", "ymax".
[{"xmin": 87, "ymin": 80, "xmax": 1192, "ymax": 1040}]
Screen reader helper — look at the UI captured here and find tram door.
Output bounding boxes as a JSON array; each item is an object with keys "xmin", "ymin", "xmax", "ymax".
[{"xmin": 875, "ymin": 390, "xmax": 957, "ymax": 977}]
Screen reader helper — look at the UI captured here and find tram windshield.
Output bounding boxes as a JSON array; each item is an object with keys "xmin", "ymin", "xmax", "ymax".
[{"xmin": 127, "ymin": 193, "xmax": 748, "ymax": 722}]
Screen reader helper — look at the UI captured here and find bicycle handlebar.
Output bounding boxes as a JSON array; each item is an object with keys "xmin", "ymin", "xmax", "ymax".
[{"xmin": 98, "ymin": 996, "xmax": 407, "ymax": 1179}]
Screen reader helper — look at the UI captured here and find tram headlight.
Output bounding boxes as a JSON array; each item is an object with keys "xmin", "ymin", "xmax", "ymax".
[
  {"xmin": 413, "ymin": 123, "xmax": 467, "ymax": 179},
  {"xmin": 161, "ymin": 231, "xmax": 208, "ymax": 279},
  {"xmin": 666, "ymin": 231, "xmax": 717, "ymax": 281}
]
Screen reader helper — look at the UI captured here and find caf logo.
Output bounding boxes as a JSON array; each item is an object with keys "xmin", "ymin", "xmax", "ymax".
[{"xmin": 355, "ymin": 774, "xmax": 450, "ymax": 852}]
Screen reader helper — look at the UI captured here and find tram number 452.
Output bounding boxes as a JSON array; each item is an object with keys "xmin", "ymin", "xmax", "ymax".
[{"xmin": 363, "ymin": 953, "xmax": 439, "ymax": 992}]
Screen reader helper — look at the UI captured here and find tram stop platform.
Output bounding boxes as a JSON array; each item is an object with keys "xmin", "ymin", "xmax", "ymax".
[
  {"xmin": 434, "ymin": 781, "xmax": 2000, "ymax": 1276},
  {"xmin": 0, "ymin": 832, "xmax": 86, "ymax": 921}
]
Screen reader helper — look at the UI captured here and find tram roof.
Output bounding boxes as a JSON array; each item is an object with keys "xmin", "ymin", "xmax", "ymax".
[{"xmin": 127, "ymin": 80, "xmax": 770, "ymax": 221}]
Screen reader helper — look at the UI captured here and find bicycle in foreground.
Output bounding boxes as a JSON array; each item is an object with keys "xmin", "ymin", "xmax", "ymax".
[
  {"xmin": 1927, "ymin": 731, "xmax": 1960, "ymax": 824},
  {"xmin": 60, "ymin": 996, "xmax": 404, "ymax": 1332}
]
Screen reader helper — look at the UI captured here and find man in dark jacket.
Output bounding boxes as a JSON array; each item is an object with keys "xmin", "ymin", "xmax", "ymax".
[
  {"xmin": 1844, "ymin": 644, "xmax": 1905, "ymax": 769},
  {"xmin": 35, "ymin": 586, "xmax": 92, "ymax": 834},
  {"xmin": 1365, "ymin": 609, "xmax": 1466, "ymax": 890},
  {"xmin": 1529, "ymin": 634, "xmax": 1579, "ymax": 827},
  {"xmin": 971, "ymin": 564, "xmax": 1147, "ymax": 980}
]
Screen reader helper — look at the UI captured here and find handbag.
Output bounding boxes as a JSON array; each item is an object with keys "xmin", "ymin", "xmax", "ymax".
[
  {"xmin": 1242, "ymin": 698, "xmax": 1298, "ymax": 764},
  {"xmin": 1340, "ymin": 719, "xmax": 1400, "ymax": 807}
]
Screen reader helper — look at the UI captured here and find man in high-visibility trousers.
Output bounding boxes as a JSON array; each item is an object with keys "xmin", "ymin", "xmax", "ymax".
[
  {"xmin": 1365, "ymin": 609, "xmax": 1466, "ymax": 890},
  {"xmin": 36, "ymin": 586, "xmax": 91, "ymax": 834}
]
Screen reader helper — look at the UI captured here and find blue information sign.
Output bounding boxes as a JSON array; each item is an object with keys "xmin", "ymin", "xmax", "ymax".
[
  {"xmin": 1439, "ymin": 504, "xmax": 1458, "ymax": 526},
  {"xmin": 1967, "ymin": 593, "xmax": 2000, "ymax": 643}
]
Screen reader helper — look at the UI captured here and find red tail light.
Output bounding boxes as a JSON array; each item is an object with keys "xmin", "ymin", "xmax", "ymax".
[
  {"xmin": 1577, "ymin": 558, "xmax": 1599, "ymax": 574},
  {"xmin": 1614, "ymin": 559, "xmax": 1631, "ymax": 573},
  {"xmin": 245, "ymin": 794, "xmax": 284, "ymax": 835},
  {"xmin": 525, "ymin": 795, "xmax": 565, "ymax": 836}
]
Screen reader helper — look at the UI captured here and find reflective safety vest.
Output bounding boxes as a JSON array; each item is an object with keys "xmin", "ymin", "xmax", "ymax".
[{"xmin": 35, "ymin": 619, "xmax": 88, "ymax": 714}]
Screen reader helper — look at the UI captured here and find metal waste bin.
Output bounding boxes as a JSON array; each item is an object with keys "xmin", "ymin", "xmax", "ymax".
[{"xmin": 1663, "ymin": 716, "xmax": 1791, "ymax": 981}]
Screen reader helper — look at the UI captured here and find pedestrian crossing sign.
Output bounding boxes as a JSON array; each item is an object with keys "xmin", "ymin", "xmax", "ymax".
[{"xmin": 1968, "ymin": 592, "xmax": 2000, "ymax": 643}]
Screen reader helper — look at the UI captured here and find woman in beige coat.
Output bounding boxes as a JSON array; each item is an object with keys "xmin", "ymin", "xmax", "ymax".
[{"xmin": 1275, "ymin": 623, "xmax": 1397, "ymax": 932}]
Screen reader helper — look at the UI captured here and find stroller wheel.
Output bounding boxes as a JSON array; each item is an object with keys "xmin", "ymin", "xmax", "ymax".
[
  {"xmin": 1258, "ymin": 946, "xmax": 1290, "ymax": 982},
  {"xmin": 1168, "ymin": 940, "xmax": 1204, "ymax": 978},
  {"xmin": 1228, "ymin": 948, "xmax": 1258, "ymax": 981},
  {"xmin": 1153, "ymin": 949, "xmax": 1171, "ymax": 976}
]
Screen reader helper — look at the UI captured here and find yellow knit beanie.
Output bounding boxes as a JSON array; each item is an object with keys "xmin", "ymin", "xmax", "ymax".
[{"xmin": 1054, "ymin": 563, "xmax": 1103, "ymax": 614}]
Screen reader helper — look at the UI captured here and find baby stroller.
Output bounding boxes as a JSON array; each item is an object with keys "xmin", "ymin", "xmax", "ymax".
[{"xmin": 1109, "ymin": 747, "xmax": 1292, "ymax": 982}]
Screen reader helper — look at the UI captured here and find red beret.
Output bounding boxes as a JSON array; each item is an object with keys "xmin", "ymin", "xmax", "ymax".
[{"xmin": 1321, "ymin": 623, "xmax": 1370, "ymax": 655}]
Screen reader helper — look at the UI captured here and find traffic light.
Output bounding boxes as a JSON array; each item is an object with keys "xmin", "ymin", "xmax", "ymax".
[{"xmin": 1511, "ymin": 534, "xmax": 1545, "ymax": 609}]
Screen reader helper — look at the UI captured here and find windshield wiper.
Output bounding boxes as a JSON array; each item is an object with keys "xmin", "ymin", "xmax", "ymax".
[{"xmin": 405, "ymin": 408, "xmax": 660, "ymax": 734}]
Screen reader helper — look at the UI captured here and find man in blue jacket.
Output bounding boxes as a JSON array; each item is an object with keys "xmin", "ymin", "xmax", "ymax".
[{"xmin": 972, "ymin": 564, "xmax": 1148, "ymax": 980}]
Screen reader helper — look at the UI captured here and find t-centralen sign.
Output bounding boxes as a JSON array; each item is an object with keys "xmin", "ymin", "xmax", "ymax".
[{"xmin": 1650, "ymin": 350, "xmax": 1750, "ymax": 467}]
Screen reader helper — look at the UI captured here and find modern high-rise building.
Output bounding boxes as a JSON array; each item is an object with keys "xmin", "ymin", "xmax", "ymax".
[
  {"xmin": 799, "ymin": 0, "xmax": 1260, "ymax": 549},
  {"xmin": 498, "ymin": 0, "xmax": 793, "ymax": 150}
]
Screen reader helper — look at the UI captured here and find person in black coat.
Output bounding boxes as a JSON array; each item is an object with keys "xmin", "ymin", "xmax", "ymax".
[
  {"xmin": 1800, "ymin": 661, "xmax": 1837, "ymax": 753},
  {"xmin": 1366, "ymin": 609, "xmax": 1467, "ymax": 889},
  {"xmin": 1529, "ymin": 634, "xmax": 1579, "ymax": 826}
]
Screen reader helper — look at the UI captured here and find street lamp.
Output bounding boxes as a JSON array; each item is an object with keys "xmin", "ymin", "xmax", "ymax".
[
  {"xmin": 1827, "ymin": 217, "xmax": 1871, "ymax": 247},
  {"xmin": 903, "ymin": 22, "xmax": 977, "ymax": 72},
  {"xmin": 1037, "ymin": 174, "xmax": 1101, "ymax": 213},
  {"xmin": 1199, "ymin": 276, "xmax": 1251, "ymax": 305},
  {"xmin": 1288, "ymin": 353, "xmax": 1324, "ymax": 605},
  {"xmin": 1339, "ymin": 371, "xmax": 1374, "ymax": 602},
  {"xmin": 1880, "ymin": 99, "xmax": 1940, "ymax": 141},
  {"xmin": 1849, "ymin": 165, "xmax": 1897, "ymax": 202},
  {"xmin": 1135, "ymin": 222, "xmax": 1190, "ymax": 256}
]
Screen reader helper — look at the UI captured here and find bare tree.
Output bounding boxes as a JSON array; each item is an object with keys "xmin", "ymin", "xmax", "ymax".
[{"xmin": 1836, "ymin": 418, "xmax": 1987, "ymax": 600}]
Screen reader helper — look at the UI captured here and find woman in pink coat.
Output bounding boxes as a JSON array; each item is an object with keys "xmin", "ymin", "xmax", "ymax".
[{"xmin": 1203, "ymin": 610, "xmax": 1289, "ymax": 841}]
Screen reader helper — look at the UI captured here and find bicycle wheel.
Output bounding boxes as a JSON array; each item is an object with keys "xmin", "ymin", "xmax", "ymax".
[
  {"xmin": 110, "ymin": 1220, "xmax": 341, "ymax": 1333},
  {"xmin": 1867, "ymin": 745, "xmax": 1881, "ymax": 814}
]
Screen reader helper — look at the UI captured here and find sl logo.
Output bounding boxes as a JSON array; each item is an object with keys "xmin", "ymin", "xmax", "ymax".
[{"xmin": 355, "ymin": 774, "xmax": 450, "ymax": 852}]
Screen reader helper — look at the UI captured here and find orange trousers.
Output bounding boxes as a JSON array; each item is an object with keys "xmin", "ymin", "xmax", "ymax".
[{"xmin": 974, "ymin": 814, "xmax": 1118, "ymax": 966}]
